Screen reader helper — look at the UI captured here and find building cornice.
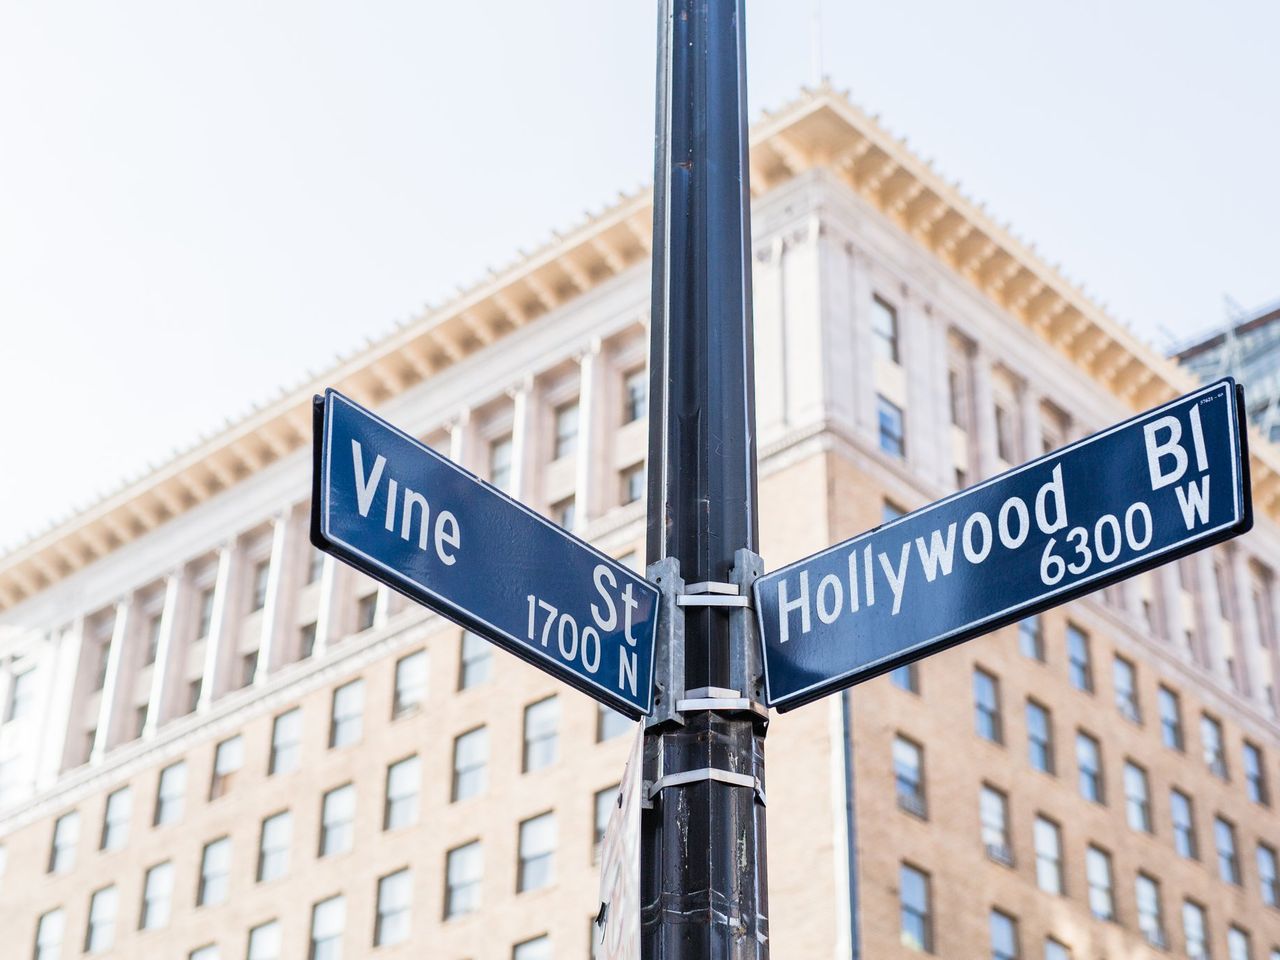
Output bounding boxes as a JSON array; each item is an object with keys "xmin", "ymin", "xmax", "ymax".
[{"xmin": 4, "ymin": 83, "xmax": 1279, "ymax": 610}]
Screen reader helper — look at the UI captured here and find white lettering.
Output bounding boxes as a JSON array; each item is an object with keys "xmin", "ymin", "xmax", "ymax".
[
  {"xmin": 1175, "ymin": 476, "xmax": 1211, "ymax": 529},
  {"xmin": 962, "ymin": 511, "xmax": 993, "ymax": 563},
  {"xmin": 1144, "ymin": 415, "xmax": 1187, "ymax": 490},
  {"xmin": 878, "ymin": 543, "xmax": 912, "ymax": 616},
  {"xmin": 778, "ymin": 572, "xmax": 811, "ymax": 644},
  {"xmin": 915, "ymin": 523, "xmax": 957, "ymax": 582},
  {"xmin": 351, "ymin": 440, "xmax": 386, "ymax": 517},
  {"xmin": 591, "ymin": 565, "xmax": 619, "ymax": 631},
  {"xmin": 1034, "ymin": 464, "xmax": 1068, "ymax": 534},
  {"xmin": 619, "ymin": 648, "xmax": 638, "ymax": 696},
  {"xmin": 434, "ymin": 511, "xmax": 460, "ymax": 565},
  {"xmin": 621, "ymin": 583, "xmax": 639, "ymax": 647},
  {"xmin": 400, "ymin": 489, "xmax": 430, "ymax": 550},
  {"xmin": 998, "ymin": 497, "xmax": 1030, "ymax": 549},
  {"xmin": 816, "ymin": 574, "xmax": 843, "ymax": 625},
  {"xmin": 1189, "ymin": 403, "xmax": 1208, "ymax": 472}
]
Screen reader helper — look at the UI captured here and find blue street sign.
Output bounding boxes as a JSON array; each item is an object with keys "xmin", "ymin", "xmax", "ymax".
[
  {"xmin": 311, "ymin": 389, "xmax": 660, "ymax": 718},
  {"xmin": 754, "ymin": 378, "xmax": 1253, "ymax": 712}
]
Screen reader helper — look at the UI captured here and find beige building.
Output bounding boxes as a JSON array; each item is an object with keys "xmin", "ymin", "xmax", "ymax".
[{"xmin": 2, "ymin": 85, "xmax": 1279, "ymax": 960}]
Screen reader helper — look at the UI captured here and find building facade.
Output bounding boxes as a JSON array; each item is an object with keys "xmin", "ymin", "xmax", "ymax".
[{"xmin": 2, "ymin": 86, "xmax": 1279, "ymax": 960}]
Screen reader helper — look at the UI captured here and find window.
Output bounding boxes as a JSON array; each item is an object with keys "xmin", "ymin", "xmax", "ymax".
[
  {"xmin": 299, "ymin": 622, "xmax": 318, "ymax": 659},
  {"xmin": 623, "ymin": 368, "xmax": 648, "ymax": 423},
  {"xmin": 489, "ymin": 436, "xmax": 513, "ymax": 491},
  {"xmin": 444, "ymin": 841, "xmax": 483, "ymax": 918},
  {"xmin": 257, "ymin": 810, "xmax": 292, "ymax": 883},
  {"xmin": 523, "ymin": 697, "xmax": 559, "ymax": 772},
  {"xmin": 894, "ymin": 736, "xmax": 926, "ymax": 818},
  {"xmin": 320, "ymin": 784, "xmax": 356, "ymax": 857},
  {"xmin": 890, "ymin": 662, "xmax": 920, "ymax": 692},
  {"xmin": 251, "ymin": 559, "xmax": 271, "ymax": 611},
  {"xmin": 209, "ymin": 735, "xmax": 243, "ymax": 800},
  {"xmin": 196, "ymin": 586, "xmax": 216, "ymax": 638},
  {"xmin": 621, "ymin": 463, "xmax": 645, "ymax": 505},
  {"xmin": 1044, "ymin": 939, "xmax": 1070, "ymax": 960},
  {"xmin": 1085, "ymin": 846, "xmax": 1115, "ymax": 921},
  {"xmin": 1123, "ymin": 761, "xmax": 1152, "ymax": 832},
  {"xmin": 1182, "ymin": 900, "xmax": 1209, "ymax": 960},
  {"xmin": 185, "ymin": 679, "xmax": 201, "ymax": 714},
  {"xmin": 899, "ymin": 863, "xmax": 932, "ymax": 951},
  {"xmin": 1171, "ymin": 788, "xmax": 1199, "ymax": 859},
  {"xmin": 518, "ymin": 812, "xmax": 557, "ymax": 892},
  {"xmin": 872, "ymin": 295, "xmax": 900, "ymax": 363},
  {"xmin": 994, "ymin": 403, "xmax": 1015, "ymax": 463},
  {"xmin": 140, "ymin": 861, "xmax": 173, "ymax": 930},
  {"xmin": 198, "ymin": 836, "xmax": 231, "ymax": 906},
  {"xmin": 329, "ymin": 679, "xmax": 364, "ymax": 748},
  {"xmin": 459, "ymin": 632, "xmax": 492, "ymax": 689},
  {"xmin": 270, "ymin": 708, "xmax": 301, "ymax": 775},
  {"xmin": 877, "ymin": 395, "xmax": 906, "ymax": 458},
  {"xmin": 1257, "ymin": 842, "xmax": 1279, "ymax": 907},
  {"xmin": 84, "ymin": 885, "xmax": 117, "ymax": 953},
  {"xmin": 392, "ymin": 650, "xmax": 428, "ymax": 719},
  {"xmin": 1243, "ymin": 741, "xmax": 1269, "ymax": 805},
  {"xmin": 947, "ymin": 368, "xmax": 966, "ymax": 428},
  {"xmin": 309, "ymin": 895, "xmax": 345, "ymax": 960},
  {"xmin": 1159, "ymin": 686, "xmax": 1184, "ymax": 750},
  {"xmin": 307, "ymin": 549, "xmax": 325, "ymax": 585},
  {"xmin": 1229, "ymin": 927, "xmax": 1253, "ymax": 960},
  {"xmin": 597, "ymin": 704, "xmax": 632, "ymax": 741},
  {"xmin": 240, "ymin": 651, "xmax": 258, "ymax": 687},
  {"xmin": 355, "ymin": 593, "xmax": 377, "ymax": 632},
  {"xmin": 594, "ymin": 784, "xmax": 619, "ymax": 854},
  {"xmin": 375, "ymin": 868, "xmax": 412, "ymax": 946},
  {"xmin": 973, "ymin": 668, "xmax": 1002, "ymax": 743},
  {"xmin": 247, "ymin": 920, "xmax": 282, "ymax": 960},
  {"xmin": 1018, "ymin": 617, "xmax": 1044, "ymax": 661},
  {"xmin": 90, "ymin": 638, "xmax": 110, "ymax": 690},
  {"xmin": 100, "ymin": 786, "xmax": 130, "ymax": 851},
  {"xmin": 1033, "ymin": 816, "xmax": 1063, "ymax": 894},
  {"xmin": 514, "ymin": 936, "xmax": 552, "ymax": 960},
  {"xmin": 1136, "ymin": 873, "xmax": 1167, "ymax": 948},
  {"xmin": 1216, "ymin": 816, "xmax": 1241, "ymax": 884},
  {"xmin": 554, "ymin": 402, "xmax": 579, "ymax": 459},
  {"xmin": 34, "ymin": 909, "xmax": 63, "ymax": 960},
  {"xmin": 552, "ymin": 496, "xmax": 576, "ymax": 529},
  {"xmin": 154, "ymin": 761, "xmax": 186, "ymax": 826},
  {"xmin": 882, "ymin": 500, "xmax": 905, "ymax": 522},
  {"xmin": 990, "ymin": 909, "xmax": 1019, "ymax": 960},
  {"xmin": 980, "ymin": 785, "xmax": 1012, "ymax": 865},
  {"xmin": 1076, "ymin": 731, "xmax": 1104, "ymax": 803},
  {"xmin": 1066, "ymin": 624, "xmax": 1092, "ymax": 691},
  {"xmin": 384, "ymin": 755, "xmax": 421, "ymax": 831},
  {"xmin": 451, "ymin": 727, "xmax": 488, "ymax": 802},
  {"xmin": 1202, "ymin": 713, "xmax": 1228, "ymax": 778},
  {"xmin": 1113, "ymin": 656, "xmax": 1140, "ymax": 722},
  {"xmin": 1026, "ymin": 700, "xmax": 1054, "ymax": 774},
  {"xmin": 6, "ymin": 668, "xmax": 35, "ymax": 722},
  {"xmin": 48, "ymin": 810, "xmax": 79, "ymax": 873}
]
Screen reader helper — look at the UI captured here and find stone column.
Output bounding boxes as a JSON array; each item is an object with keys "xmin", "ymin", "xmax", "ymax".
[
  {"xmin": 449, "ymin": 408, "xmax": 477, "ymax": 471},
  {"xmin": 92, "ymin": 597, "xmax": 133, "ymax": 761},
  {"xmin": 314, "ymin": 555, "xmax": 345, "ymax": 657},
  {"xmin": 1157, "ymin": 562, "xmax": 1188, "ymax": 655},
  {"xmin": 1230, "ymin": 545, "xmax": 1268, "ymax": 705},
  {"xmin": 255, "ymin": 509, "xmax": 295, "ymax": 682},
  {"xmin": 753, "ymin": 238, "xmax": 788, "ymax": 436},
  {"xmin": 574, "ymin": 338, "xmax": 605, "ymax": 533},
  {"xmin": 510, "ymin": 375, "xmax": 540, "ymax": 507},
  {"xmin": 198, "ymin": 540, "xmax": 239, "ymax": 710},
  {"xmin": 38, "ymin": 619, "xmax": 83, "ymax": 786},
  {"xmin": 144, "ymin": 570, "xmax": 185, "ymax": 734},
  {"xmin": 848, "ymin": 247, "xmax": 878, "ymax": 439},
  {"xmin": 1193, "ymin": 549, "xmax": 1230, "ymax": 680},
  {"xmin": 1020, "ymin": 384, "xmax": 1043, "ymax": 461},
  {"xmin": 903, "ymin": 297, "xmax": 940, "ymax": 484}
]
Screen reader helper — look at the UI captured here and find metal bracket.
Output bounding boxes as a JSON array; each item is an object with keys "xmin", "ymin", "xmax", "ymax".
[
  {"xmin": 645, "ymin": 767, "xmax": 767, "ymax": 806},
  {"xmin": 677, "ymin": 685, "xmax": 769, "ymax": 720},
  {"xmin": 677, "ymin": 578, "xmax": 750, "ymax": 608},
  {"xmin": 644, "ymin": 557, "xmax": 687, "ymax": 730}
]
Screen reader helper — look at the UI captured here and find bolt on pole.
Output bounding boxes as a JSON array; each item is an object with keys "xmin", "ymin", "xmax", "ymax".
[{"xmin": 641, "ymin": 0, "xmax": 769, "ymax": 956}]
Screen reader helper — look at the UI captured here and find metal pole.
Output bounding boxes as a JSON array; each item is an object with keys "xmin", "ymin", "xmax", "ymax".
[{"xmin": 641, "ymin": 0, "xmax": 768, "ymax": 956}]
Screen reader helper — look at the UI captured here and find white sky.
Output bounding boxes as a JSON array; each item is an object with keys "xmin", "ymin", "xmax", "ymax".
[{"xmin": 1, "ymin": 1, "xmax": 1277, "ymax": 552}]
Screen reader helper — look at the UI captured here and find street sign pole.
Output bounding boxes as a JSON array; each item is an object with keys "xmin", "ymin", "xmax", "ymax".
[{"xmin": 641, "ymin": 0, "xmax": 769, "ymax": 957}]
